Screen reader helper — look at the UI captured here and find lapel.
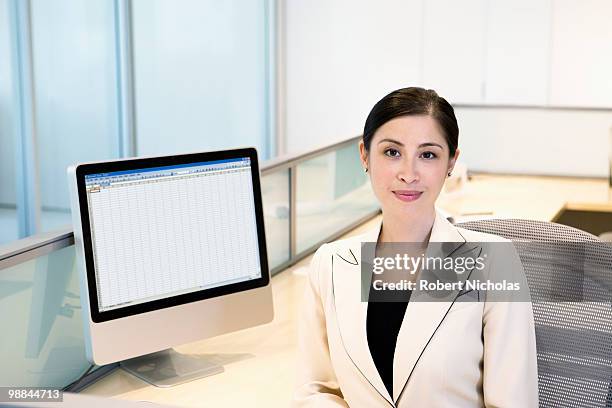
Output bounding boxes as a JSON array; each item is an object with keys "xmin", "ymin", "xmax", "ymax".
[
  {"xmin": 392, "ymin": 213, "xmax": 472, "ymax": 403},
  {"xmin": 331, "ymin": 210, "xmax": 472, "ymax": 406},
  {"xmin": 332, "ymin": 217, "xmax": 390, "ymax": 404}
]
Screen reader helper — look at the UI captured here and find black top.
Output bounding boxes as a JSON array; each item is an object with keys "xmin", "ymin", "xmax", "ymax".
[{"xmin": 366, "ymin": 286, "xmax": 411, "ymax": 399}]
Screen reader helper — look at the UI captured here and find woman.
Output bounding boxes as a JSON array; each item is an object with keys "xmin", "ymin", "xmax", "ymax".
[{"xmin": 293, "ymin": 87, "xmax": 538, "ymax": 407}]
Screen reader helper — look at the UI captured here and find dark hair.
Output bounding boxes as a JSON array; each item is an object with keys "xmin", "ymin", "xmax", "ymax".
[{"xmin": 363, "ymin": 87, "xmax": 458, "ymax": 157}]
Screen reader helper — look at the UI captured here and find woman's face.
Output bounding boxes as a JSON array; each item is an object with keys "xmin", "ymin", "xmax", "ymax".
[{"xmin": 359, "ymin": 114, "xmax": 459, "ymax": 220}]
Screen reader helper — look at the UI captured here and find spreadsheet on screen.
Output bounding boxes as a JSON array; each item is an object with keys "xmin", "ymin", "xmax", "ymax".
[{"xmin": 83, "ymin": 158, "xmax": 262, "ymax": 312}]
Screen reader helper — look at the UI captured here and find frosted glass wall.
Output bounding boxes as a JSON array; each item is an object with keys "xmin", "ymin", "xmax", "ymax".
[
  {"xmin": 261, "ymin": 170, "xmax": 290, "ymax": 269},
  {"xmin": 30, "ymin": 0, "xmax": 119, "ymax": 232},
  {"xmin": 296, "ymin": 143, "xmax": 378, "ymax": 254},
  {"xmin": 0, "ymin": 0, "xmax": 272, "ymax": 244},
  {"xmin": 0, "ymin": 0, "xmax": 18, "ymax": 244},
  {"xmin": 0, "ymin": 245, "xmax": 88, "ymax": 387},
  {"xmin": 132, "ymin": 0, "xmax": 271, "ymax": 159}
]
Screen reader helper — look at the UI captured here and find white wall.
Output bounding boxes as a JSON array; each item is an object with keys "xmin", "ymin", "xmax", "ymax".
[
  {"xmin": 456, "ymin": 107, "xmax": 612, "ymax": 177},
  {"xmin": 284, "ymin": 0, "xmax": 612, "ymax": 177}
]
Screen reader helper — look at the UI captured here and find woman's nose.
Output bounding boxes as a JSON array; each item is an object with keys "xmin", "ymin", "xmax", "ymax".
[{"xmin": 397, "ymin": 161, "xmax": 419, "ymax": 184}]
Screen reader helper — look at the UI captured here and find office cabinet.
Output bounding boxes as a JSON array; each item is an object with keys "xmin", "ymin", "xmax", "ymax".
[
  {"xmin": 285, "ymin": 0, "xmax": 612, "ymax": 157},
  {"xmin": 286, "ymin": 0, "xmax": 423, "ymax": 152},
  {"xmin": 421, "ymin": 0, "xmax": 487, "ymax": 104},
  {"xmin": 484, "ymin": 0, "xmax": 551, "ymax": 105},
  {"xmin": 549, "ymin": 0, "xmax": 612, "ymax": 108}
]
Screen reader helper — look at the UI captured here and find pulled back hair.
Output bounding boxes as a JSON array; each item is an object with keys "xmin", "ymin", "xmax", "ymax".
[{"xmin": 363, "ymin": 87, "xmax": 458, "ymax": 157}]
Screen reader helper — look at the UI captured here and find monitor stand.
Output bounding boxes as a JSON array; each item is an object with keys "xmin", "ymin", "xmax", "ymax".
[{"xmin": 120, "ymin": 349, "xmax": 224, "ymax": 387}]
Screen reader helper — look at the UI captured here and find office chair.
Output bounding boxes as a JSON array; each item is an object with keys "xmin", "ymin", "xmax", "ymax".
[{"xmin": 456, "ymin": 218, "xmax": 612, "ymax": 408}]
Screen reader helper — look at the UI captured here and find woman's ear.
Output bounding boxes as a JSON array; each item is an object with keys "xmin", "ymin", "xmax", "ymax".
[
  {"xmin": 447, "ymin": 148, "xmax": 460, "ymax": 174},
  {"xmin": 358, "ymin": 140, "xmax": 369, "ymax": 171}
]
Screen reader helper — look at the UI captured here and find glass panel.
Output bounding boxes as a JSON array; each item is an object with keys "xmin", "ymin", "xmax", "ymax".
[
  {"xmin": 296, "ymin": 143, "xmax": 379, "ymax": 254},
  {"xmin": 0, "ymin": 0, "xmax": 18, "ymax": 245},
  {"xmin": 30, "ymin": 0, "xmax": 119, "ymax": 233},
  {"xmin": 0, "ymin": 245, "xmax": 89, "ymax": 387},
  {"xmin": 261, "ymin": 170, "xmax": 290, "ymax": 271},
  {"xmin": 132, "ymin": 0, "xmax": 270, "ymax": 159}
]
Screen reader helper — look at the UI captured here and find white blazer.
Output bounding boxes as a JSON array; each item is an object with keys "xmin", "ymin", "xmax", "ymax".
[{"xmin": 293, "ymin": 210, "xmax": 538, "ymax": 407}]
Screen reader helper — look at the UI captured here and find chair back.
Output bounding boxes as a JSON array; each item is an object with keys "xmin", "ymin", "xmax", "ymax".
[{"xmin": 457, "ymin": 218, "xmax": 612, "ymax": 408}]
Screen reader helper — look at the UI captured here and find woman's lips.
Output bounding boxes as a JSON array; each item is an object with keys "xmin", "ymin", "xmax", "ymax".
[{"xmin": 392, "ymin": 190, "xmax": 423, "ymax": 202}]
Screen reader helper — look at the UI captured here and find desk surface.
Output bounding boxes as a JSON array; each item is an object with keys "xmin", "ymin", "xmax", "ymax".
[
  {"xmin": 83, "ymin": 174, "xmax": 612, "ymax": 407},
  {"xmin": 438, "ymin": 173, "xmax": 611, "ymax": 221}
]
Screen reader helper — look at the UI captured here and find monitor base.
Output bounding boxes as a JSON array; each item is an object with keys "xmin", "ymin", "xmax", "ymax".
[{"xmin": 120, "ymin": 349, "xmax": 224, "ymax": 387}]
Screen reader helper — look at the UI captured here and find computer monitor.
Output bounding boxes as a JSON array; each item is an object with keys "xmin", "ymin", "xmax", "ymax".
[{"xmin": 67, "ymin": 148, "xmax": 273, "ymax": 386}]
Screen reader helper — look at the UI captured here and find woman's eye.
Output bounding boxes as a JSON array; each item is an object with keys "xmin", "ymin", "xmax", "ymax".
[
  {"xmin": 420, "ymin": 151, "xmax": 437, "ymax": 160},
  {"xmin": 384, "ymin": 148, "xmax": 400, "ymax": 158}
]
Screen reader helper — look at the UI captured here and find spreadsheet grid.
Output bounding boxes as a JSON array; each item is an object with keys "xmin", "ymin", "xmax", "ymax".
[{"xmin": 87, "ymin": 168, "xmax": 261, "ymax": 311}]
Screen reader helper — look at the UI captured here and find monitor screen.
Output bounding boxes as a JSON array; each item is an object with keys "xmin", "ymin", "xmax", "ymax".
[
  {"xmin": 83, "ymin": 157, "xmax": 261, "ymax": 313},
  {"xmin": 72, "ymin": 149, "xmax": 269, "ymax": 323}
]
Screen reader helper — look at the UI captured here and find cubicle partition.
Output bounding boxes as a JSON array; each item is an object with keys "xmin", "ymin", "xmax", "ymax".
[{"xmin": 0, "ymin": 136, "xmax": 380, "ymax": 389}]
